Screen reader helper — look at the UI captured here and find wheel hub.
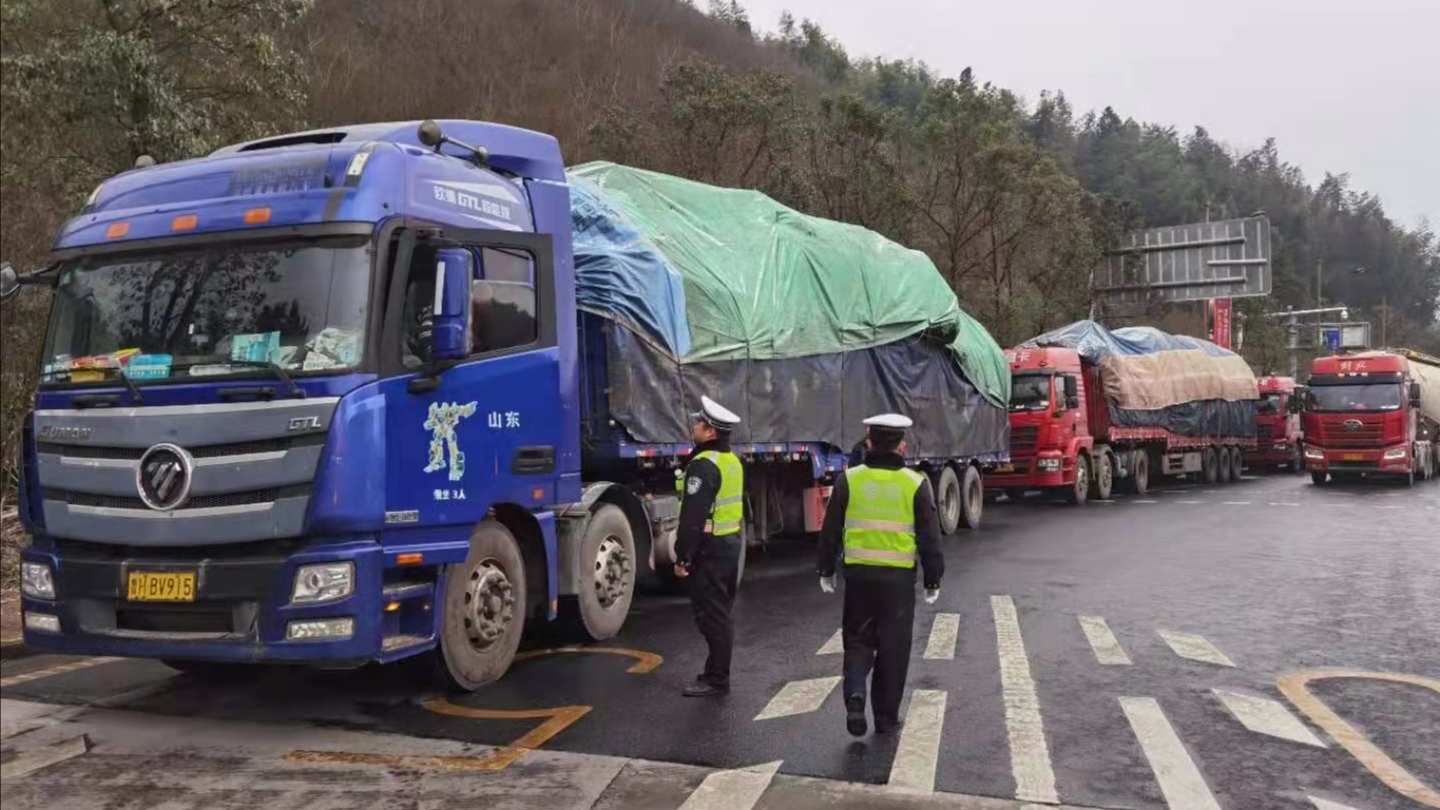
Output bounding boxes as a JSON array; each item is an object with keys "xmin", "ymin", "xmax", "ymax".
[
  {"xmin": 593, "ymin": 536, "xmax": 632, "ymax": 609},
  {"xmin": 463, "ymin": 560, "xmax": 516, "ymax": 651}
]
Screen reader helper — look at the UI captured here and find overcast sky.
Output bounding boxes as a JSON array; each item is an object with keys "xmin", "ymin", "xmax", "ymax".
[{"xmin": 740, "ymin": 0, "xmax": 1439, "ymax": 228}]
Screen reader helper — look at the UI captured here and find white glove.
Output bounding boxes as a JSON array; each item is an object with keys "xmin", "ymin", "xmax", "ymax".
[
  {"xmin": 820, "ymin": 575, "xmax": 836, "ymax": 594},
  {"xmin": 924, "ymin": 588, "xmax": 940, "ymax": 605}
]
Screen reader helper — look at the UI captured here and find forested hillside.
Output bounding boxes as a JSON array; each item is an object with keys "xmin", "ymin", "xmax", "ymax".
[{"xmin": 3, "ymin": 0, "xmax": 1438, "ymax": 497}]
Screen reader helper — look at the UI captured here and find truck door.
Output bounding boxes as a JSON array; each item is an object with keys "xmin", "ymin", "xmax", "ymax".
[{"xmin": 377, "ymin": 228, "xmax": 562, "ymax": 528}]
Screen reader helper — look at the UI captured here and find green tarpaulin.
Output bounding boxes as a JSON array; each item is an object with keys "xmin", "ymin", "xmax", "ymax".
[{"xmin": 569, "ymin": 162, "xmax": 1010, "ymax": 407}]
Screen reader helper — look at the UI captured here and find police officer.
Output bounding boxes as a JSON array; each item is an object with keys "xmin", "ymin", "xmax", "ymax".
[
  {"xmin": 818, "ymin": 414, "xmax": 944, "ymax": 735},
  {"xmin": 674, "ymin": 396, "xmax": 745, "ymax": 697}
]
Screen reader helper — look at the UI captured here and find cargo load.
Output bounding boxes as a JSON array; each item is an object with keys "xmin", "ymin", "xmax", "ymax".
[
  {"xmin": 1406, "ymin": 351, "xmax": 1440, "ymax": 425},
  {"xmin": 1022, "ymin": 320, "xmax": 1258, "ymax": 438},
  {"xmin": 569, "ymin": 162, "xmax": 1010, "ymax": 459}
]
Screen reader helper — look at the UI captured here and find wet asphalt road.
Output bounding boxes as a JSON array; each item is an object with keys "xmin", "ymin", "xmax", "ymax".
[{"xmin": 3, "ymin": 471, "xmax": 1438, "ymax": 810}]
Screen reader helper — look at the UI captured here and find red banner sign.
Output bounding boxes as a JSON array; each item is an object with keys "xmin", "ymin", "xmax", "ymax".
[{"xmin": 1210, "ymin": 298, "xmax": 1233, "ymax": 349}]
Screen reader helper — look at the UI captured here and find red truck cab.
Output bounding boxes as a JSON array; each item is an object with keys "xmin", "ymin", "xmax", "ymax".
[
  {"xmin": 1251, "ymin": 376, "xmax": 1303, "ymax": 471},
  {"xmin": 1303, "ymin": 352, "xmax": 1438, "ymax": 485},
  {"xmin": 990, "ymin": 347, "xmax": 1096, "ymax": 500}
]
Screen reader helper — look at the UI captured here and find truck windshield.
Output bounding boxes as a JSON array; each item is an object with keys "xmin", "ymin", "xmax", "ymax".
[
  {"xmin": 41, "ymin": 238, "xmax": 370, "ymax": 385},
  {"xmin": 1305, "ymin": 383, "xmax": 1403, "ymax": 412},
  {"xmin": 1010, "ymin": 374, "xmax": 1052, "ymax": 411},
  {"xmin": 1256, "ymin": 393, "xmax": 1283, "ymax": 415}
]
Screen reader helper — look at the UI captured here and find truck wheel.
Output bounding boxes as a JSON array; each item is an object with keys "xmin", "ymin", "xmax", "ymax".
[
  {"xmin": 572, "ymin": 505, "xmax": 636, "ymax": 642},
  {"xmin": 958, "ymin": 465, "xmax": 983, "ymax": 530},
  {"xmin": 1127, "ymin": 452, "xmax": 1150, "ymax": 495},
  {"xmin": 1203, "ymin": 447, "xmax": 1219, "ymax": 485},
  {"xmin": 1230, "ymin": 447, "xmax": 1245, "ymax": 481},
  {"xmin": 1090, "ymin": 452, "xmax": 1113, "ymax": 501},
  {"xmin": 1311, "ymin": 471, "xmax": 1328, "ymax": 486},
  {"xmin": 1217, "ymin": 448, "xmax": 1233, "ymax": 483},
  {"xmin": 162, "ymin": 660, "xmax": 253, "ymax": 682},
  {"xmin": 436, "ymin": 520, "xmax": 527, "ymax": 691},
  {"xmin": 935, "ymin": 466, "xmax": 962, "ymax": 536},
  {"xmin": 1066, "ymin": 455, "xmax": 1091, "ymax": 505}
]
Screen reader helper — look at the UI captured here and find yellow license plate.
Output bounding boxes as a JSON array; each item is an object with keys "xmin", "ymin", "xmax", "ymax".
[
  {"xmin": 126, "ymin": 571, "xmax": 196, "ymax": 602},
  {"xmin": 1343, "ymin": 453, "xmax": 1363, "ymax": 461}
]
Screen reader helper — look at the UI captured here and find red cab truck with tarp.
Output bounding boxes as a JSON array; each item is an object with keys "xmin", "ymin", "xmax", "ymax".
[
  {"xmin": 990, "ymin": 321, "xmax": 1260, "ymax": 504},
  {"xmin": 1303, "ymin": 350, "xmax": 1440, "ymax": 485},
  {"xmin": 1251, "ymin": 376, "xmax": 1305, "ymax": 471}
]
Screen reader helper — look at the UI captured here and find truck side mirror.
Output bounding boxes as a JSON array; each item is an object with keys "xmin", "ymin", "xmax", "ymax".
[
  {"xmin": 430, "ymin": 248, "xmax": 473, "ymax": 362},
  {"xmin": 0, "ymin": 263, "xmax": 18, "ymax": 302},
  {"xmin": 1411, "ymin": 382, "xmax": 1423, "ymax": 408}
]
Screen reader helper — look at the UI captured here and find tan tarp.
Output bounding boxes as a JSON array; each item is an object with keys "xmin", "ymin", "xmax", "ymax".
[{"xmin": 1100, "ymin": 350, "xmax": 1260, "ymax": 410}]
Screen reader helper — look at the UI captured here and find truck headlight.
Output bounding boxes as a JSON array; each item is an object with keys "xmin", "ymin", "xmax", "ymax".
[
  {"xmin": 1304, "ymin": 448, "xmax": 1324, "ymax": 460},
  {"xmin": 291, "ymin": 562, "xmax": 354, "ymax": 604},
  {"xmin": 1383, "ymin": 447, "xmax": 1408, "ymax": 460},
  {"xmin": 24, "ymin": 612, "xmax": 60, "ymax": 634},
  {"xmin": 22, "ymin": 562, "xmax": 55, "ymax": 600},
  {"xmin": 1038, "ymin": 458, "xmax": 1061, "ymax": 471}
]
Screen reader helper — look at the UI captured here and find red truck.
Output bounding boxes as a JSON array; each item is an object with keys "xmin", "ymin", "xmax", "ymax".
[
  {"xmin": 991, "ymin": 343, "xmax": 1258, "ymax": 504},
  {"xmin": 1251, "ymin": 376, "xmax": 1305, "ymax": 471},
  {"xmin": 1303, "ymin": 350, "xmax": 1440, "ymax": 485}
]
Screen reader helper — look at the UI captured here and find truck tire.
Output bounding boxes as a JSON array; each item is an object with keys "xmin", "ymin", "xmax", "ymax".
[
  {"xmin": 436, "ymin": 520, "xmax": 527, "ymax": 691},
  {"xmin": 1202, "ymin": 447, "xmax": 1219, "ymax": 485},
  {"xmin": 1090, "ymin": 452, "xmax": 1113, "ymax": 501},
  {"xmin": 1128, "ymin": 452, "xmax": 1150, "ymax": 495},
  {"xmin": 1217, "ymin": 447, "xmax": 1233, "ymax": 483},
  {"xmin": 958, "ymin": 465, "xmax": 983, "ymax": 530},
  {"xmin": 571, "ymin": 505, "xmax": 636, "ymax": 642},
  {"xmin": 1230, "ymin": 447, "xmax": 1245, "ymax": 481},
  {"xmin": 1311, "ymin": 471, "xmax": 1328, "ymax": 486},
  {"xmin": 935, "ymin": 466, "xmax": 962, "ymax": 536},
  {"xmin": 1066, "ymin": 455, "xmax": 1091, "ymax": 505}
]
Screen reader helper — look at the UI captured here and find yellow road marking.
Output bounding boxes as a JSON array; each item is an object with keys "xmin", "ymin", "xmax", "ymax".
[
  {"xmin": 0, "ymin": 657, "xmax": 122, "ymax": 689},
  {"xmin": 1277, "ymin": 669, "xmax": 1440, "ymax": 808},
  {"xmin": 285, "ymin": 646, "xmax": 662, "ymax": 772}
]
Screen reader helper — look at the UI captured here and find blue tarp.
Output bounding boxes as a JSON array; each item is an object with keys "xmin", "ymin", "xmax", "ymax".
[{"xmin": 1024, "ymin": 320, "xmax": 1242, "ymax": 362}]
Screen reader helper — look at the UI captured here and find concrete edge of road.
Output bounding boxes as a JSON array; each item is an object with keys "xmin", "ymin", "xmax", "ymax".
[
  {"xmin": 0, "ymin": 639, "xmax": 41, "ymax": 662},
  {"xmin": 0, "ymin": 697, "xmax": 1111, "ymax": 810}
]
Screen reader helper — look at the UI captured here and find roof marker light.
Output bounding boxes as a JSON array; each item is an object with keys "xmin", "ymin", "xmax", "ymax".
[
  {"xmin": 105, "ymin": 222, "xmax": 130, "ymax": 239},
  {"xmin": 346, "ymin": 150, "xmax": 372, "ymax": 178},
  {"xmin": 172, "ymin": 214, "xmax": 198, "ymax": 232},
  {"xmin": 244, "ymin": 207, "xmax": 272, "ymax": 225}
]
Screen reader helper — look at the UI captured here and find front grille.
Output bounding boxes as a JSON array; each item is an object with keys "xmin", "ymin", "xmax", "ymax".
[
  {"xmin": 38, "ymin": 433, "xmax": 323, "ymax": 461},
  {"xmin": 52, "ymin": 485, "xmax": 307, "ymax": 511},
  {"xmin": 1317, "ymin": 422, "xmax": 1384, "ymax": 448},
  {"xmin": 117, "ymin": 604, "xmax": 236, "ymax": 634},
  {"xmin": 1010, "ymin": 426, "xmax": 1040, "ymax": 460}
]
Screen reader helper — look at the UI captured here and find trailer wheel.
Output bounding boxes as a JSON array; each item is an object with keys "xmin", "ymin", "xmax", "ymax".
[
  {"xmin": 1217, "ymin": 447, "xmax": 1233, "ymax": 483},
  {"xmin": 935, "ymin": 466, "xmax": 962, "ymax": 536},
  {"xmin": 1311, "ymin": 471, "xmax": 1328, "ymax": 486},
  {"xmin": 570, "ymin": 505, "xmax": 636, "ymax": 642},
  {"xmin": 1090, "ymin": 452, "xmax": 1113, "ymax": 501},
  {"xmin": 1066, "ymin": 455, "xmax": 1091, "ymax": 505},
  {"xmin": 1230, "ymin": 447, "xmax": 1245, "ymax": 481},
  {"xmin": 958, "ymin": 465, "xmax": 983, "ymax": 530},
  {"xmin": 1128, "ymin": 452, "xmax": 1150, "ymax": 495},
  {"xmin": 435, "ymin": 520, "xmax": 527, "ymax": 691},
  {"xmin": 1202, "ymin": 447, "xmax": 1220, "ymax": 485}
]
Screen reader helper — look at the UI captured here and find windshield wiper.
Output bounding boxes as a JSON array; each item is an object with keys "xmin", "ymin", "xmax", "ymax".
[
  {"xmin": 224, "ymin": 359, "xmax": 306, "ymax": 399},
  {"xmin": 102, "ymin": 366, "xmax": 145, "ymax": 405}
]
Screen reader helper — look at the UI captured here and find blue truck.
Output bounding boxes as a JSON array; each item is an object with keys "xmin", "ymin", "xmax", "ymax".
[{"xmin": 7, "ymin": 120, "xmax": 1007, "ymax": 688}]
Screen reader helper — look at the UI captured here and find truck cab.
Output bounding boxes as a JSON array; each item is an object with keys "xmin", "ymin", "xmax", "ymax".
[
  {"xmin": 989, "ymin": 347, "xmax": 1095, "ymax": 502},
  {"xmin": 1303, "ymin": 351, "xmax": 1436, "ymax": 485},
  {"xmin": 12, "ymin": 120, "xmax": 613, "ymax": 688},
  {"xmin": 1251, "ymin": 376, "xmax": 1303, "ymax": 471}
]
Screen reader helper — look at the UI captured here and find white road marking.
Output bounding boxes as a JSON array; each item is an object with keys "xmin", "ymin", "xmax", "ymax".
[
  {"xmin": 1157, "ymin": 630, "xmax": 1236, "ymax": 667},
  {"xmin": 1378, "ymin": 505, "xmax": 1403, "ymax": 510},
  {"xmin": 923, "ymin": 613, "xmax": 960, "ymax": 660},
  {"xmin": 0, "ymin": 734, "xmax": 90, "ymax": 780},
  {"xmin": 754, "ymin": 676, "xmax": 841, "ymax": 721},
  {"xmin": 888, "ymin": 690, "xmax": 947, "ymax": 793},
  {"xmin": 1078, "ymin": 616, "xmax": 1132, "ymax": 665},
  {"xmin": 1213, "ymin": 689, "xmax": 1326, "ymax": 747},
  {"xmin": 991, "ymin": 595, "xmax": 1058, "ymax": 804},
  {"xmin": 816, "ymin": 628, "xmax": 843, "ymax": 656},
  {"xmin": 1269, "ymin": 502, "xmax": 1300, "ymax": 507},
  {"xmin": 0, "ymin": 657, "xmax": 122, "ymax": 689},
  {"xmin": 679, "ymin": 760, "xmax": 783, "ymax": 810},
  {"xmin": 1175, "ymin": 500, "xmax": 1206, "ymax": 505},
  {"xmin": 1135, "ymin": 499, "xmax": 1160, "ymax": 504},
  {"xmin": 1309, "ymin": 797, "xmax": 1366, "ymax": 810},
  {"xmin": 1221, "ymin": 501, "xmax": 1252, "ymax": 505},
  {"xmin": 1121, "ymin": 697, "xmax": 1222, "ymax": 810}
]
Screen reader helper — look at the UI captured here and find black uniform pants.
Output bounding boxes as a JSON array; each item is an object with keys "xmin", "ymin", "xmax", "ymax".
[
  {"xmin": 687, "ymin": 534, "xmax": 741, "ymax": 686},
  {"xmin": 841, "ymin": 568, "xmax": 916, "ymax": 725}
]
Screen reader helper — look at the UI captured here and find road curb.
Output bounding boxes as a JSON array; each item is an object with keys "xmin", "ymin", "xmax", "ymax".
[{"xmin": 0, "ymin": 638, "xmax": 41, "ymax": 662}]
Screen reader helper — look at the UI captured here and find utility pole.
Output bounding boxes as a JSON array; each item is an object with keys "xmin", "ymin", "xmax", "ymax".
[{"xmin": 1315, "ymin": 258, "xmax": 1323, "ymax": 309}]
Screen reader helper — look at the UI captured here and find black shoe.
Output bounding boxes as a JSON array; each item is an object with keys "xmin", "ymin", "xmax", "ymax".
[
  {"xmin": 845, "ymin": 694, "xmax": 867, "ymax": 737},
  {"xmin": 874, "ymin": 718, "xmax": 903, "ymax": 735},
  {"xmin": 683, "ymin": 681, "xmax": 730, "ymax": 697}
]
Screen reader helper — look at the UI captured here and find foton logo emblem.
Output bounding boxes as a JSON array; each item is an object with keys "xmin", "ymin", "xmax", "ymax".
[
  {"xmin": 1343, "ymin": 419, "xmax": 1363, "ymax": 432},
  {"xmin": 37, "ymin": 425, "xmax": 92, "ymax": 441}
]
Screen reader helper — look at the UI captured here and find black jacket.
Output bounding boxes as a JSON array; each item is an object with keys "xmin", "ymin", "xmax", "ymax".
[
  {"xmin": 816, "ymin": 451, "xmax": 944, "ymax": 590},
  {"xmin": 675, "ymin": 439, "xmax": 737, "ymax": 565}
]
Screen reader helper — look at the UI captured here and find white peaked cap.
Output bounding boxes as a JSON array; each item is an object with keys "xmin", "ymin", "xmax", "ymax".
[
  {"xmin": 863, "ymin": 413, "xmax": 913, "ymax": 430},
  {"xmin": 695, "ymin": 395, "xmax": 741, "ymax": 429}
]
